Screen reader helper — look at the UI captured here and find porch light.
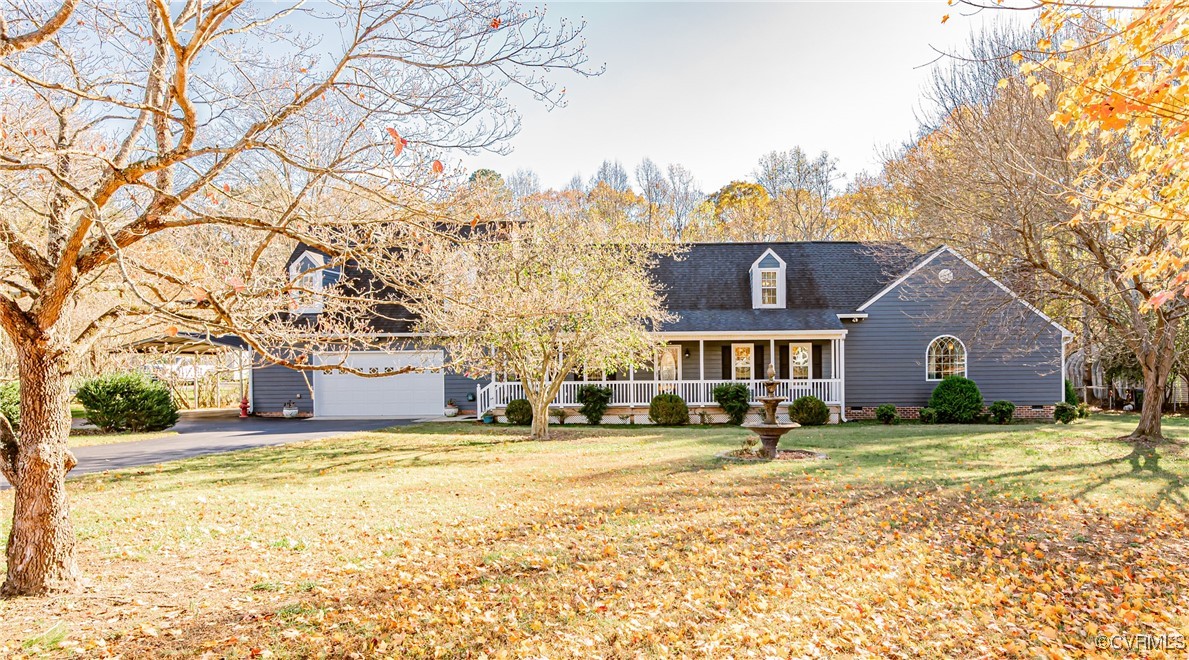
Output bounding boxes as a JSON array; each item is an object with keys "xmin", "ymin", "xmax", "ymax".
[{"xmin": 683, "ymin": 348, "xmax": 690, "ymax": 359}]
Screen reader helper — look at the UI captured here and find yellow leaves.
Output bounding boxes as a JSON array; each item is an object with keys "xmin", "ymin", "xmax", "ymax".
[
  {"xmin": 1031, "ymin": 81, "xmax": 1050, "ymax": 98},
  {"xmin": 941, "ymin": 14, "xmax": 950, "ymax": 24},
  {"xmin": 1011, "ymin": 51, "xmax": 1024, "ymax": 64}
]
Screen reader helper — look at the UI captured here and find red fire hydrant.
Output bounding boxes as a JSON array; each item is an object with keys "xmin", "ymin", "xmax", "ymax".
[{"xmin": 239, "ymin": 396, "xmax": 250, "ymax": 418}]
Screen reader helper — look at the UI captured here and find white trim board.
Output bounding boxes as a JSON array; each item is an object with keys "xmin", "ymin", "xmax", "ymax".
[
  {"xmin": 855, "ymin": 245, "xmax": 1074, "ymax": 339},
  {"xmin": 657, "ymin": 330, "xmax": 848, "ymax": 339}
]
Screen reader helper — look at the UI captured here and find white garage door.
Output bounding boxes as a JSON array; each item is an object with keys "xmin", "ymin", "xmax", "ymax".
[{"xmin": 313, "ymin": 351, "xmax": 444, "ymax": 418}]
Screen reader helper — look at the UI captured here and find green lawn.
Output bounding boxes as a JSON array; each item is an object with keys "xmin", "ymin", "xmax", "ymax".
[
  {"xmin": 67, "ymin": 429, "xmax": 176, "ymax": 448},
  {"xmin": 0, "ymin": 416, "xmax": 1185, "ymax": 657}
]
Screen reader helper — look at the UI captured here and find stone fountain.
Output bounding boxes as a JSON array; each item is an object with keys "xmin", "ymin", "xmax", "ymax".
[{"xmin": 743, "ymin": 362, "xmax": 800, "ymax": 459}]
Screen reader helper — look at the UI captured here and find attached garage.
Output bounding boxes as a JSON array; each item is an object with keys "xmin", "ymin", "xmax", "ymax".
[{"xmin": 313, "ymin": 351, "xmax": 444, "ymax": 418}]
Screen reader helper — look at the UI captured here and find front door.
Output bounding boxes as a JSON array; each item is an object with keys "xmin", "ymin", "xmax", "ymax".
[
  {"xmin": 658, "ymin": 345, "xmax": 681, "ymax": 381},
  {"xmin": 731, "ymin": 343, "xmax": 754, "ymax": 380}
]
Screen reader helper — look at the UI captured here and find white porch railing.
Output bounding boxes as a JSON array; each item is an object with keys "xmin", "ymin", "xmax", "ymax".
[{"xmin": 477, "ymin": 379, "xmax": 843, "ymax": 414}]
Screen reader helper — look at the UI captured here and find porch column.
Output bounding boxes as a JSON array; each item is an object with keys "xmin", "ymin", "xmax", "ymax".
[
  {"xmin": 838, "ymin": 337, "xmax": 846, "ymax": 420},
  {"xmin": 629, "ymin": 364, "xmax": 635, "ymax": 406},
  {"xmin": 769, "ymin": 338, "xmax": 776, "ymax": 375},
  {"xmin": 699, "ymin": 339, "xmax": 705, "ymax": 405}
]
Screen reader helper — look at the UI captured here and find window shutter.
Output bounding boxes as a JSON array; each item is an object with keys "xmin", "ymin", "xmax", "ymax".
[
  {"xmin": 778, "ymin": 343, "xmax": 789, "ymax": 380},
  {"xmin": 812, "ymin": 344, "xmax": 823, "ymax": 379},
  {"xmin": 756, "ymin": 344, "xmax": 764, "ymax": 379},
  {"xmin": 721, "ymin": 346, "xmax": 730, "ymax": 380}
]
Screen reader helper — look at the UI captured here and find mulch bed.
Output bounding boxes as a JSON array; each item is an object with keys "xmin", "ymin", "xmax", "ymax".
[{"xmin": 717, "ymin": 448, "xmax": 829, "ymax": 462}]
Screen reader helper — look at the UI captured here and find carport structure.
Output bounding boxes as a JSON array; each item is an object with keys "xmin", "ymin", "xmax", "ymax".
[{"xmin": 122, "ymin": 333, "xmax": 250, "ymax": 410}]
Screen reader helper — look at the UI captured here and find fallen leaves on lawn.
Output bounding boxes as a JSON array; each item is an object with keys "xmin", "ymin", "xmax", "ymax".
[{"xmin": 1, "ymin": 426, "xmax": 1185, "ymax": 658}]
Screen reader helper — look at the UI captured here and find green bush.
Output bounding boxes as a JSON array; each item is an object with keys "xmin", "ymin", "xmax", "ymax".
[
  {"xmin": 505, "ymin": 399, "xmax": 532, "ymax": 425},
  {"xmin": 1054, "ymin": 402, "xmax": 1077, "ymax": 424},
  {"xmin": 576, "ymin": 384, "xmax": 613, "ymax": 425},
  {"xmin": 712, "ymin": 383, "xmax": 751, "ymax": 425},
  {"xmin": 649, "ymin": 393, "xmax": 689, "ymax": 426},
  {"xmin": 874, "ymin": 403, "xmax": 898, "ymax": 425},
  {"xmin": 927, "ymin": 376, "xmax": 984, "ymax": 424},
  {"xmin": 1065, "ymin": 379, "xmax": 1079, "ymax": 405},
  {"xmin": 919, "ymin": 407, "xmax": 938, "ymax": 424},
  {"xmin": 1076, "ymin": 402, "xmax": 1091, "ymax": 419},
  {"xmin": 0, "ymin": 381, "xmax": 18, "ymax": 430},
  {"xmin": 76, "ymin": 372, "xmax": 178, "ymax": 432},
  {"xmin": 788, "ymin": 395, "xmax": 830, "ymax": 426},
  {"xmin": 988, "ymin": 400, "xmax": 1016, "ymax": 425}
]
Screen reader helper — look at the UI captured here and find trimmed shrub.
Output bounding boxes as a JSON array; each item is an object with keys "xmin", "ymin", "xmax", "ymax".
[
  {"xmin": 1076, "ymin": 402, "xmax": 1091, "ymax": 419},
  {"xmin": 927, "ymin": 376, "xmax": 984, "ymax": 424},
  {"xmin": 1065, "ymin": 379, "xmax": 1079, "ymax": 405},
  {"xmin": 712, "ymin": 383, "xmax": 751, "ymax": 425},
  {"xmin": 550, "ymin": 407, "xmax": 569, "ymax": 425},
  {"xmin": 989, "ymin": 400, "xmax": 1016, "ymax": 425},
  {"xmin": 649, "ymin": 393, "xmax": 689, "ymax": 426},
  {"xmin": 874, "ymin": 403, "xmax": 898, "ymax": 425},
  {"xmin": 505, "ymin": 398, "xmax": 532, "ymax": 425},
  {"xmin": 1054, "ymin": 402, "xmax": 1077, "ymax": 424},
  {"xmin": 576, "ymin": 384, "xmax": 613, "ymax": 425},
  {"xmin": 788, "ymin": 395, "xmax": 830, "ymax": 426},
  {"xmin": 76, "ymin": 372, "xmax": 178, "ymax": 432},
  {"xmin": 0, "ymin": 381, "xmax": 18, "ymax": 430},
  {"xmin": 919, "ymin": 407, "xmax": 938, "ymax": 424}
]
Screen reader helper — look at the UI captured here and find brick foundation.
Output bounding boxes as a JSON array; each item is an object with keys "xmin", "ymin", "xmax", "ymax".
[{"xmin": 845, "ymin": 405, "xmax": 1055, "ymax": 421}]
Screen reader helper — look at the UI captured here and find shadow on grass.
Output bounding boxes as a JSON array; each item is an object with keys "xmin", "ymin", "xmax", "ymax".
[{"xmin": 93, "ymin": 452, "xmax": 1189, "ymax": 657}]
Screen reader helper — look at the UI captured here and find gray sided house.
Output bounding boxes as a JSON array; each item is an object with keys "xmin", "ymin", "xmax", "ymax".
[{"xmin": 252, "ymin": 242, "xmax": 1070, "ymax": 421}]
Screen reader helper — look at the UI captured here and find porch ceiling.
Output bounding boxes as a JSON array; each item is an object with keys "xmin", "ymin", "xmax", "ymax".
[{"xmin": 657, "ymin": 308, "xmax": 844, "ymax": 333}]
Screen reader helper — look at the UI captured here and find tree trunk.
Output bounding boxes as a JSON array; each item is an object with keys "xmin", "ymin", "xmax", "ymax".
[
  {"xmin": 2, "ymin": 338, "xmax": 79, "ymax": 596},
  {"xmin": 530, "ymin": 397, "xmax": 550, "ymax": 440},
  {"xmin": 1129, "ymin": 322, "xmax": 1177, "ymax": 443}
]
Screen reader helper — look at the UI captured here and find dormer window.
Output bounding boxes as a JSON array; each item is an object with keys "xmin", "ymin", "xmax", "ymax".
[
  {"xmin": 760, "ymin": 270, "xmax": 778, "ymax": 305},
  {"xmin": 750, "ymin": 248, "xmax": 786, "ymax": 309},
  {"xmin": 289, "ymin": 250, "xmax": 327, "ymax": 314}
]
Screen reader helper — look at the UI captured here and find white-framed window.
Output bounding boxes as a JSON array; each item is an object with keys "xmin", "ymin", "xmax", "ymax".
[
  {"xmin": 731, "ymin": 343, "xmax": 754, "ymax": 381},
  {"xmin": 926, "ymin": 335, "xmax": 967, "ymax": 381},
  {"xmin": 289, "ymin": 251, "xmax": 326, "ymax": 313},
  {"xmin": 789, "ymin": 343, "xmax": 812, "ymax": 380},
  {"xmin": 760, "ymin": 270, "xmax": 778, "ymax": 306},
  {"xmin": 750, "ymin": 249, "xmax": 786, "ymax": 309},
  {"xmin": 657, "ymin": 344, "xmax": 682, "ymax": 381}
]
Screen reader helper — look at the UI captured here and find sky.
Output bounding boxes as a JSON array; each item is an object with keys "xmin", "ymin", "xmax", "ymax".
[{"xmin": 464, "ymin": 1, "xmax": 1020, "ymax": 192}]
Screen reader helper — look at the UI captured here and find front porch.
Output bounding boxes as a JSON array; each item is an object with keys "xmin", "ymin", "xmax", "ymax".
[{"xmin": 476, "ymin": 334, "xmax": 847, "ymax": 421}]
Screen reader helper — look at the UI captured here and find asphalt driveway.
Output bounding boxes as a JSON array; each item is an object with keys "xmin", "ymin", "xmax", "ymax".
[{"xmin": 2, "ymin": 415, "xmax": 411, "ymax": 487}]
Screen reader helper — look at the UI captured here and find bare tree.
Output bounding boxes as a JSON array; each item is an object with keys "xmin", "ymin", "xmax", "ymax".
[
  {"xmin": 507, "ymin": 168, "xmax": 541, "ymax": 200},
  {"xmin": 590, "ymin": 159, "xmax": 630, "ymax": 193},
  {"xmin": 406, "ymin": 197, "xmax": 677, "ymax": 440},
  {"xmin": 665, "ymin": 163, "xmax": 701, "ymax": 240},
  {"xmin": 886, "ymin": 25, "xmax": 1184, "ymax": 442},
  {"xmin": 0, "ymin": 0, "xmax": 76, "ymax": 57},
  {"xmin": 634, "ymin": 157, "xmax": 669, "ymax": 236},
  {"xmin": 0, "ymin": 0, "xmax": 590, "ymax": 595},
  {"xmin": 754, "ymin": 147, "xmax": 844, "ymax": 240}
]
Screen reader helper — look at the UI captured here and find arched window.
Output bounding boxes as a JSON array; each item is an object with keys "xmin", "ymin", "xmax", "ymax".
[{"xmin": 926, "ymin": 335, "xmax": 966, "ymax": 381}]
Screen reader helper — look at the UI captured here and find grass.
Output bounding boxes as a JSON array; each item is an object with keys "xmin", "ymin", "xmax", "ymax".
[
  {"xmin": 0, "ymin": 416, "xmax": 1186, "ymax": 657},
  {"xmin": 67, "ymin": 429, "xmax": 176, "ymax": 448}
]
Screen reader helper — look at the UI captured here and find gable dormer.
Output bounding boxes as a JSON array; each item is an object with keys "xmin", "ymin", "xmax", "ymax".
[
  {"xmin": 749, "ymin": 248, "xmax": 786, "ymax": 309},
  {"xmin": 289, "ymin": 249, "xmax": 333, "ymax": 314}
]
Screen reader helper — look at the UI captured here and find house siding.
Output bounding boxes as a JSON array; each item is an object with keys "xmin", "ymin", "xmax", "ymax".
[
  {"xmin": 445, "ymin": 370, "xmax": 489, "ymax": 415},
  {"xmin": 251, "ymin": 361, "xmax": 314, "ymax": 415},
  {"xmin": 845, "ymin": 252, "xmax": 1064, "ymax": 409},
  {"xmin": 251, "ymin": 346, "xmax": 488, "ymax": 416}
]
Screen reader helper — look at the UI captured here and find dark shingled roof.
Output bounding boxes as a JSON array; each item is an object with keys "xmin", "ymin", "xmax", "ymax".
[
  {"xmin": 287, "ymin": 241, "xmax": 921, "ymax": 334},
  {"xmin": 654, "ymin": 242, "xmax": 918, "ymax": 332}
]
